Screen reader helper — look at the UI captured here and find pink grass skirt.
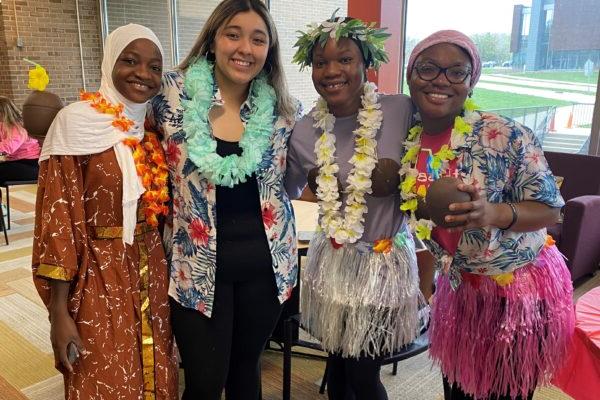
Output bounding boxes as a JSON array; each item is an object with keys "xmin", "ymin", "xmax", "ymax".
[{"xmin": 429, "ymin": 244, "xmax": 575, "ymax": 399}]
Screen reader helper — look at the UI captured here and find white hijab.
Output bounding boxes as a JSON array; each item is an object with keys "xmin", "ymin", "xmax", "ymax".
[{"xmin": 40, "ymin": 24, "xmax": 164, "ymax": 244}]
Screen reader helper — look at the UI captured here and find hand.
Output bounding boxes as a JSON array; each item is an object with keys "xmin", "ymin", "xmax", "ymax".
[
  {"xmin": 444, "ymin": 184, "xmax": 499, "ymax": 232},
  {"xmin": 50, "ymin": 310, "xmax": 85, "ymax": 373}
]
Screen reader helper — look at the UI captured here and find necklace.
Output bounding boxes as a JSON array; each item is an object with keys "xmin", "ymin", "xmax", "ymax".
[
  {"xmin": 313, "ymin": 82, "xmax": 382, "ymax": 244},
  {"xmin": 182, "ymin": 58, "xmax": 276, "ymax": 188},
  {"xmin": 80, "ymin": 91, "xmax": 170, "ymax": 227},
  {"xmin": 399, "ymin": 98, "xmax": 478, "ymax": 240}
]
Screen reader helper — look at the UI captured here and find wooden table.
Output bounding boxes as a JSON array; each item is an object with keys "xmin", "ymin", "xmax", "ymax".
[{"xmin": 292, "ymin": 200, "xmax": 318, "ymax": 251}]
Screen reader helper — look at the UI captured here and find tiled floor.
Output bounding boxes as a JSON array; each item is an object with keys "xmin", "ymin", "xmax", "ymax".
[{"xmin": 0, "ymin": 185, "xmax": 594, "ymax": 399}]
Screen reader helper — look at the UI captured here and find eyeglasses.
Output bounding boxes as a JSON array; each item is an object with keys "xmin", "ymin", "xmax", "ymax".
[{"xmin": 413, "ymin": 62, "xmax": 472, "ymax": 84}]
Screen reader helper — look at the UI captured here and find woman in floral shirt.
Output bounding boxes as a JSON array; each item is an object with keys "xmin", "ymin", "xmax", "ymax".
[
  {"xmin": 402, "ymin": 30, "xmax": 574, "ymax": 400},
  {"xmin": 149, "ymin": 0, "xmax": 299, "ymax": 398}
]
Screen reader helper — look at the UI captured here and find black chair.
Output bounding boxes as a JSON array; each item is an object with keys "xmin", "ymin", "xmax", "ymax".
[
  {"xmin": 268, "ymin": 246, "xmax": 327, "ymax": 400},
  {"xmin": 0, "ymin": 190, "xmax": 8, "ymax": 245},
  {"xmin": 272, "ymin": 244, "xmax": 430, "ymax": 399},
  {"xmin": 316, "ymin": 323, "xmax": 429, "ymax": 394},
  {"xmin": 280, "ymin": 310, "xmax": 429, "ymax": 398},
  {"xmin": 2, "ymin": 179, "xmax": 37, "ymax": 229}
]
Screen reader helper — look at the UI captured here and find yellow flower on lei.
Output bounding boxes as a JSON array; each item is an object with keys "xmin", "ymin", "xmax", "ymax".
[
  {"xmin": 463, "ymin": 97, "xmax": 479, "ymax": 112},
  {"xmin": 402, "ymin": 144, "xmax": 420, "ymax": 164},
  {"xmin": 415, "ymin": 223, "xmax": 432, "ymax": 240},
  {"xmin": 400, "ymin": 198, "xmax": 418, "ymax": 212},
  {"xmin": 492, "ymin": 272, "xmax": 514, "ymax": 287},
  {"xmin": 408, "ymin": 125, "xmax": 423, "ymax": 141},
  {"xmin": 453, "ymin": 115, "xmax": 472, "ymax": 135},
  {"xmin": 400, "ymin": 175, "xmax": 416, "ymax": 195},
  {"xmin": 28, "ymin": 64, "xmax": 50, "ymax": 91},
  {"xmin": 436, "ymin": 144, "xmax": 456, "ymax": 161}
]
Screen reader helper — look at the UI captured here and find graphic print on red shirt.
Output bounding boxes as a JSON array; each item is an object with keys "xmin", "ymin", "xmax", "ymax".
[{"xmin": 414, "ymin": 126, "xmax": 462, "ymax": 254}]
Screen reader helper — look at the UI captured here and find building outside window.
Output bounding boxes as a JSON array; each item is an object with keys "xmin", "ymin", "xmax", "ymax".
[
  {"xmin": 404, "ymin": 0, "xmax": 598, "ymax": 154},
  {"xmin": 96, "ymin": 0, "xmax": 599, "ymax": 155}
]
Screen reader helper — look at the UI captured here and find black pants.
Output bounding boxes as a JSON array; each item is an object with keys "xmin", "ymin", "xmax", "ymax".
[
  {"xmin": 327, "ymin": 353, "xmax": 388, "ymax": 400},
  {"xmin": 170, "ymin": 275, "xmax": 282, "ymax": 400},
  {"xmin": 0, "ymin": 159, "xmax": 38, "ymax": 186},
  {"xmin": 443, "ymin": 376, "xmax": 534, "ymax": 400}
]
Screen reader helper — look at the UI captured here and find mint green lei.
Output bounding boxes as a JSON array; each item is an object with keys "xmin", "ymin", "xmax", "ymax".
[{"xmin": 183, "ymin": 57, "xmax": 276, "ymax": 188}]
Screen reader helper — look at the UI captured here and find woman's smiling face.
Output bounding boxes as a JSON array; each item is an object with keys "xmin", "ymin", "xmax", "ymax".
[
  {"xmin": 211, "ymin": 10, "xmax": 270, "ymax": 89},
  {"xmin": 311, "ymin": 37, "xmax": 366, "ymax": 117},
  {"xmin": 408, "ymin": 43, "xmax": 472, "ymax": 132},
  {"xmin": 112, "ymin": 38, "xmax": 162, "ymax": 103}
]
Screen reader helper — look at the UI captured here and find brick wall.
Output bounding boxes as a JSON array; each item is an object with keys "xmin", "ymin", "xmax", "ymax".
[
  {"xmin": 0, "ymin": 0, "xmax": 102, "ymax": 107},
  {"xmin": 0, "ymin": 5, "xmax": 14, "ymax": 99}
]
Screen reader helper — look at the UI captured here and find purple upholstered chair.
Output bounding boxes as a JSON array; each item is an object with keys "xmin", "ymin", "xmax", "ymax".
[{"xmin": 544, "ymin": 151, "xmax": 600, "ymax": 282}]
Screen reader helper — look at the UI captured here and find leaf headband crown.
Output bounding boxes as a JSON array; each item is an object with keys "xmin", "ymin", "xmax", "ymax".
[{"xmin": 292, "ymin": 9, "xmax": 391, "ymax": 71}]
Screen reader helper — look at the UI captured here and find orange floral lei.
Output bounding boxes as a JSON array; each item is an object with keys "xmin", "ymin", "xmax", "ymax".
[{"xmin": 80, "ymin": 91, "xmax": 169, "ymax": 227}]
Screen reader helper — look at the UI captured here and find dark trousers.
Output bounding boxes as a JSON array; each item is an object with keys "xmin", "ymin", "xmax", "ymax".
[
  {"xmin": 326, "ymin": 353, "xmax": 388, "ymax": 400},
  {"xmin": 0, "ymin": 159, "xmax": 38, "ymax": 186},
  {"xmin": 443, "ymin": 376, "xmax": 534, "ymax": 400},
  {"xmin": 170, "ymin": 274, "xmax": 282, "ymax": 400}
]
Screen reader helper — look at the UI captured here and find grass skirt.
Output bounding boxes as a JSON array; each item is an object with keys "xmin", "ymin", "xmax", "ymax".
[
  {"xmin": 429, "ymin": 244, "xmax": 575, "ymax": 399},
  {"xmin": 301, "ymin": 230, "xmax": 424, "ymax": 358}
]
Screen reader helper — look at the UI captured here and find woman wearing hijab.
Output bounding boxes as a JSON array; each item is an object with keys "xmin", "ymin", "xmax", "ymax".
[
  {"xmin": 402, "ymin": 30, "xmax": 574, "ymax": 400},
  {"xmin": 32, "ymin": 24, "xmax": 178, "ymax": 400}
]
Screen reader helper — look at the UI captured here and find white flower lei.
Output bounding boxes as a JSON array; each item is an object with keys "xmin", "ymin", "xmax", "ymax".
[{"xmin": 313, "ymin": 82, "xmax": 382, "ymax": 244}]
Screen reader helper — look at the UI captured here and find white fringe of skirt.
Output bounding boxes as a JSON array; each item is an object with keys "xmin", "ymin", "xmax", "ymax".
[{"xmin": 300, "ymin": 229, "xmax": 425, "ymax": 358}]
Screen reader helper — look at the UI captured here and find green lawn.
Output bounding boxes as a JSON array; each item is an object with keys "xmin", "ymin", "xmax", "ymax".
[
  {"xmin": 478, "ymin": 81, "xmax": 595, "ymax": 95},
  {"xmin": 482, "ymin": 68, "xmax": 599, "ymax": 84},
  {"xmin": 402, "ymin": 82, "xmax": 572, "ymax": 110},
  {"xmin": 473, "ymin": 87, "xmax": 573, "ymax": 110}
]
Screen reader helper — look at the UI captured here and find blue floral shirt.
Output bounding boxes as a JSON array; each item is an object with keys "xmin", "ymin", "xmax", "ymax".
[
  {"xmin": 422, "ymin": 111, "xmax": 565, "ymax": 278},
  {"xmin": 150, "ymin": 71, "xmax": 300, "ymax": 317}
]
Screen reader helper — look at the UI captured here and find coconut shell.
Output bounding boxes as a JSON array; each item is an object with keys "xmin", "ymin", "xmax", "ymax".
[
  {"xmin": 425, "ymin": 177, "xmax": 471, "ymax": 228},
  {"xmin": 22, "ymin": 90, "xmax": 64, "ymax": 137}
]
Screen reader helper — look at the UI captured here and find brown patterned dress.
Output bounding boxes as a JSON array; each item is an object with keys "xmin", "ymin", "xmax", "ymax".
[{"xmin": 32, "ymin": 148, "xmax": 178, "ymax": 400}]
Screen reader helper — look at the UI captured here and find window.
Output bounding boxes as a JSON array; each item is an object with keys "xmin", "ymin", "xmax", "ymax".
[
  {"xmin": 103, "ymin": 0, "xmax": 174, "ymax": 69},
  {"xmin": 175, "ymin": 0, "xmax": 221, "ymax": 63},
  {"xmin": 269, "ymin": 0, "xmax": 348, "ymax": 110},
  {"xmin": 404, "ymin": 0, "xmax": 599, "ymax": 155}
]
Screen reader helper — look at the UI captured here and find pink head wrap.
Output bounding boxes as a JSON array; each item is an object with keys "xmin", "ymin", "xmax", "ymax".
[{"xmin": 406, "ymin": 30, "xmax": 481, "ymax": 89}]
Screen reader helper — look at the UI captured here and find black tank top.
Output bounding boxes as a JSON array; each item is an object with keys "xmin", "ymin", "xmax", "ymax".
[{"xmin": 215, "ymin": 138, "xmax": 273, "ymax": 282}]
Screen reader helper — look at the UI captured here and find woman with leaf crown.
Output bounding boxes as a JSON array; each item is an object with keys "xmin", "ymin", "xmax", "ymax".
[{"xmin": 286, "ymin": 11, "xmax": 424, "ymax": 399}]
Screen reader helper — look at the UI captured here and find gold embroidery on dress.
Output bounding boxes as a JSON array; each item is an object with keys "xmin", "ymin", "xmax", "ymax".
[
  {"xmin": 91, "ymin": 223, "xmax": 153, "ymax": 239},
  {"xmin": 138, "ymin": 235, "xmax": 156, "ymax": 400},
  {"xmin": 37, "ymin": 264, "xmax": 71, "ymax": 281}
]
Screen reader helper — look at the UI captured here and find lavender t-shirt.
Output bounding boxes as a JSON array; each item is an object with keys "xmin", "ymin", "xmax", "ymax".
[{"xmin": 285, "ymin": 93, "xmax": 412, "ymax": 242}]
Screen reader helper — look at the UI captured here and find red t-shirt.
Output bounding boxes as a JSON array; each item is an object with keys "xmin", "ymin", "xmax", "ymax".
[{"xmin": 415, "ymin": 127, "xmax": 461, "ymax": 255}]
